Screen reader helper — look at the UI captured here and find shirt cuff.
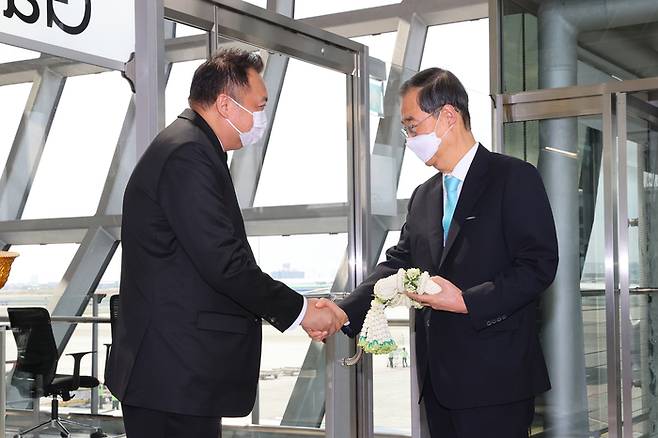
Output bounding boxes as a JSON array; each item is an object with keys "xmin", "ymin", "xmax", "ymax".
[{"xmin": 285, "ymin": 296, "xmax": 308, "ymax": 332}]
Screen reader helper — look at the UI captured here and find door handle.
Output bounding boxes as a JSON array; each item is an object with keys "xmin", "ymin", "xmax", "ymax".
[{"xmin": 341, "ymin": 346, "xmax": 364, "ymax": 366}]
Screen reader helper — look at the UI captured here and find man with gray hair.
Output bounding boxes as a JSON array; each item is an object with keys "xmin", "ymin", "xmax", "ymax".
[{"xmin": 317, "ymin": 67, "xmax": 558, "ymax": 437}]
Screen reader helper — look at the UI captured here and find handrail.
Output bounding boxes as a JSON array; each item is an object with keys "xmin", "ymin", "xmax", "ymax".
[
  {"xmin": 0, "ymin": 287, "xmax": 653, "ymax": 327},
  {"xmin": 0, "ymin": 288, "xmax": 652, "ymax": 327},
  {"xmin": 581, "ymin": 287, "xmax": 658, "ymax": 297},
  {"xmin": 0, "ymin": 316, "xmax": 110, "ymax": 324}
]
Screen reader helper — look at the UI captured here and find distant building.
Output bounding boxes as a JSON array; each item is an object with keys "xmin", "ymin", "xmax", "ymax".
[{"xmin": 271, "ymin": 263, "xmax": 305, "ymax": 280}]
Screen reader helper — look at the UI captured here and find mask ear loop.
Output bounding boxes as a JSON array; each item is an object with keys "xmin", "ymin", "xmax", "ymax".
[
  {"xmin": 217, "ymin": 96, "xmax": 248, "ymax": 135},
  {"xmin": 441, "ymin": 121, "xmax": 456, "ymax": 138},
  {"xmin": 228, "ymin": 95, "xmax": 254, "ymax": 116},
  {"xmin": 435, "ymin": 108, "xmax": 456, "ymax": 138}
]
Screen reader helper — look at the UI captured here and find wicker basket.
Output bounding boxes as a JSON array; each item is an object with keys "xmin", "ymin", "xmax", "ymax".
[{"xmin": 0, "ymin": 251, "xmax": 19, "ymax": 289}]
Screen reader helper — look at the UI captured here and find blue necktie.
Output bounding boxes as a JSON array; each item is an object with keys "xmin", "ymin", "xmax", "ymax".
[{"xmin": 443, "ymin": 175, "xmax": 461, "ymax": 243}]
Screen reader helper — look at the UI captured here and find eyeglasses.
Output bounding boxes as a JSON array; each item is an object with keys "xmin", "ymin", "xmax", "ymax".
[{"xmin": 400, "ymin": 111, "xmax": 436, "ymax": 139}]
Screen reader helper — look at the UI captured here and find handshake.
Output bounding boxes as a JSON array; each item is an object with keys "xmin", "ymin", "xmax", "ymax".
[
  {"xmin": 298, "ymin": 275, "xmax": 467, "ymax": 343},
  {"xmin": 300, "ymin": 298, "xmax": 348, "ymax": 342}
]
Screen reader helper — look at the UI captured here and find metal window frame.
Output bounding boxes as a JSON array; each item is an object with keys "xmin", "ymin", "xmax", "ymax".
[
  {"xmin": 494, "ymin": 30, "xmax": 658, "ymax": 438},
  {"xmin": 498, "ymin": 77, "xmax": 658, "ymax": 125},
  {"xmin": 301, "ymin": 0, "xmax": 487, "ymax": 38},
  {"xmin": 0, "ymin": 31, "xmax": 125, "ymax": 72},
  {"xmin": 602, "ymin": 92, "xmax": 622, "ymax": 438},
  {"xmin": 614, "ymin": 91, "xmax": 658, "ymax": 438},
  {"xmin": 615, "ymin": 92, "xmax": 632, "ymax": 438}
]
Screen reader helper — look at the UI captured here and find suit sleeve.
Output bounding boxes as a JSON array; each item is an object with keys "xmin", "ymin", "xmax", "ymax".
[
  {"xmin": 338, "ymin": 186, "xmax": 419, "ymax": 337},
  {"xmin": 158, "ymin": 143, "xmax": 304, "ymax": 332},
  {"xmin": 462, "ymin": 161, "xmax": 558, "ymax": 331}
]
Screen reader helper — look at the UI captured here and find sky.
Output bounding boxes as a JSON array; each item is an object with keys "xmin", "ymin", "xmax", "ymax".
[{"xmin": 0, "ymin": 11, "xmax": 491, "ymax": 289}]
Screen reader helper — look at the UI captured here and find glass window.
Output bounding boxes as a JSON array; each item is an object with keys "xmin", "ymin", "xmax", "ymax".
[
  {"xmin": 246, "ymin": 233, "xmax": 347, "ymax": 426},
  {"xmin": 173, "ymin": 23, "xmax": 206, "ymax": 37},
  {"xmin": 98, "ymin": 244, "xmax": 121, "ymax": 287},
  {"xmin": 377, "ymin": 230, "xmax": 401, "ymax": 264},
  {"xmin": 165, "ymin": 58, "xmax": 235, "ymax": 164},
  {"xmin": 0, "ymin": 42, "xmax": 39, "ymax": 63},
  {"xmin": 501, "ymin": 0, "xmax": 658, "ymax": 92},
  {"xmin": 351, "ymin": 32, "xmax": 398, "ymax": 71},
  {"xmin": 164, "ymin": 19, "xmax": 210, "ymax": 126},
  {"xmin": 253, "ymin": 58, "xmax": 347, "ymax": 207},
  {"xmin": 0, "ymin": 83, "xmax": 33, "ymax": 171},
  {"xmin": 2, "ymin": 243, "xmax": 82, "ymax": 413},
  {"xmin": 373, "ymin": 324, "xmax": 411, "ymax": 435},
  {"xmin": 622, "ymin": 92, "xmax": 658, "ymax": 434},
  {"xmin": 0, "ymin": 244, "xmax": 80, "ymax": 314},
  {"xmin": 352, "ymin": 32, "xmax": 398, "ymax": 150},
  {"xmin": 249, "ymin": 234, "xmax": 347, "ymax": 289},
  {"xmin": 242, "ymin": 0, "xmax": 267, "ymax": 8},
  {"xmin": 165, "ymin": 59, "xmax": 205, "ymax": 125},
  {"xmin": 294, "ymin": 0, "xmax": 402, "ymax": 19},
  {"xmin": 373, "ymin": 229, "xmax": 411, "ymax": 434},
  {"xmin": 56, "ymin": 297, "xmax": 113, "ymax": 416},
  {"xmin": 421, "ymin": 20, "xmax": 491, "ymax": 149},
  {"xmin": 257, "ymin": 328, "xmax": 325, "ymax": 426},
  {"xmin": 397, "ymin": 150, "xmax": 441, "ymax": 200},
  {"xmin": 397, "ymin": 19, "xmax": 491, "ymax": 199},
  {"xmin": 21, "ymin": 70, "xmax": 131, "ymax": 219}
]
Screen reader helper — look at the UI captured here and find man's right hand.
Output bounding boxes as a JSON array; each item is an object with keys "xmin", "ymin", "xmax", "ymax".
[
  {"xmin": 301, "ymin": 298, "xmax": 343, "ymax": 341},
  {"xmin": 304, "ymin": 298, "xmax": 348, "ymax": 342}
]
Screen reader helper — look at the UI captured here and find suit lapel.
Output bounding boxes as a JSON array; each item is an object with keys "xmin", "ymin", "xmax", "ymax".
[
  {"xmin": 426, "ymin": 175, "xmax": 444, "ymax": 270},
  {"xmin": 439, "ymin": 145, "xmax": 491, "ymax": 268}
]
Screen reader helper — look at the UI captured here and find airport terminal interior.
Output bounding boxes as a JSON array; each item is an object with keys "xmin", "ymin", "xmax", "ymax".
[{"xmin": 0, "ymin": 0, "xmax": 658, "ymax": 436}]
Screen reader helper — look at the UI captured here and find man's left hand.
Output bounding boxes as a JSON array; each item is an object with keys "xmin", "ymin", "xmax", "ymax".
[{"xmin": 406, "ymin": 276, "xmax": 468, "ymax": 314}]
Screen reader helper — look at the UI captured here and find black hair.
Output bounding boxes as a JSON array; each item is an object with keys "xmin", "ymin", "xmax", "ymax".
[
  {"xmin": 400, "ymin": 67, "xmax": 471, "ymax": 130},
  {"xmin": 188, "ymin": 48, "xmax": 264, "ymax": 107}
]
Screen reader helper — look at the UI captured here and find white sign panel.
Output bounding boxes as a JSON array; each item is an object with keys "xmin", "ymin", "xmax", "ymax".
[{"xmin": 0, "ymin": 0, "xmax": 135, "ymax": 64}]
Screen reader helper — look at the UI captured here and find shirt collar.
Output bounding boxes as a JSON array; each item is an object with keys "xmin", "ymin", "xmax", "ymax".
[{"xmin": 445, "ymin": 142, "xmax": 479, "ymax": 182}]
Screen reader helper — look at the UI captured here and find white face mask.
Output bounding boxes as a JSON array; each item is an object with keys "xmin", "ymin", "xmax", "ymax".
[
  {"xmin": 405, "ymin": 111, "xmax": 454, "ymax": 164},
  {"xmin": 224, "ymin": 96, "xmax": 268, "ymax": 146}
]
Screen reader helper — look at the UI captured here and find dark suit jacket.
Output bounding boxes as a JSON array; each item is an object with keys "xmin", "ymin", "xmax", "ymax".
[
  {"xmin": 340, "ymin": 145, "xmax": 558, "ymax": 409},
  {"xmin": 105, "ymin": 109, "xmax": 304, "ymax": 417}
]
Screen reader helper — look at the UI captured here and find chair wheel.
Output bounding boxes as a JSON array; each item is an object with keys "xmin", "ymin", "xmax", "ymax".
[
  {"xmin": 61, "ymin": 433, "xmax": 68, "ymax": 438},
  {"xmin": 91, "ymin": 431, "xmax": 107, "ymax": 438}
]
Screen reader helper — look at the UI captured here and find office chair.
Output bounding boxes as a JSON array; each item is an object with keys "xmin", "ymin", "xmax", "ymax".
[
  {"xmin": 8, "ymin": 307, "xmax": 106, "ymax": 438},
  {"xmin": 103, "ymin": 294, "xmax": 119, "ymax": 381},
  {"xmin": 104, "ymin": 295, "xmax": 127, "ymax": 438},
  {"xmin": 109, "ymin": 295, "xmax": 119, "ymax": 341}
]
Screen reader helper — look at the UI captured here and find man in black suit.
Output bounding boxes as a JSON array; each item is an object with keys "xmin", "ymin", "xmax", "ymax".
[
  {"xmin": 105, "ymin": 49, "xmax": 342, "ymax": 438},
  {"xmin": 316, "ymin": 68, "xmax": 558, "ymax": 437}
]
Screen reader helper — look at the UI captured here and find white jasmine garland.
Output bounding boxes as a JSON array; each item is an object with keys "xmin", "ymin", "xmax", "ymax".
[
  {"xmin": 358, "ymin": 268, "xmax": 442, "ymax": 354},
  {"xmin": 418, "ymin": 271, "xmax": 442, "ymax": 295},
  {"xmin": 373, "ymin": 268, "xmax": 405, "ymax": 301}
]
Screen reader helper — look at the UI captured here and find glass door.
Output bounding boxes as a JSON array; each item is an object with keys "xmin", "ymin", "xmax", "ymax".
[
  {"xmin": 164, "ymin": 0, "xmax": 371, "ymax": 436},
  {"xmin": 503, "ymin": 112, "xmax": 609, "ymax": 437},
  {"xmin": 615, "ymin": 90, "xmax": 658, "ymax": 437},
  {"xmin": 498, "ymin": 84, "xmax": 658, "ymax": 438}
]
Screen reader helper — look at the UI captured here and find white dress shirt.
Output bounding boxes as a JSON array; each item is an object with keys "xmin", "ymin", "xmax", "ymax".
[
  {"xmin": 442, "ymin": 142, "xmax": 479, "ymax": 220},
  {"xmin": 286, "ymin": 297, "xmax": 308, "ymax": 332}
]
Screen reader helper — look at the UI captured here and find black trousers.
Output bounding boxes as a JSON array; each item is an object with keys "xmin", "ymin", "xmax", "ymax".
[
  {"xmin": 122, "ymin": 404, "xmax": 222, "ymax": 438},
  {"xmin": 422, "ymin": 378, "xmax": 534, "ymax": 438}
]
